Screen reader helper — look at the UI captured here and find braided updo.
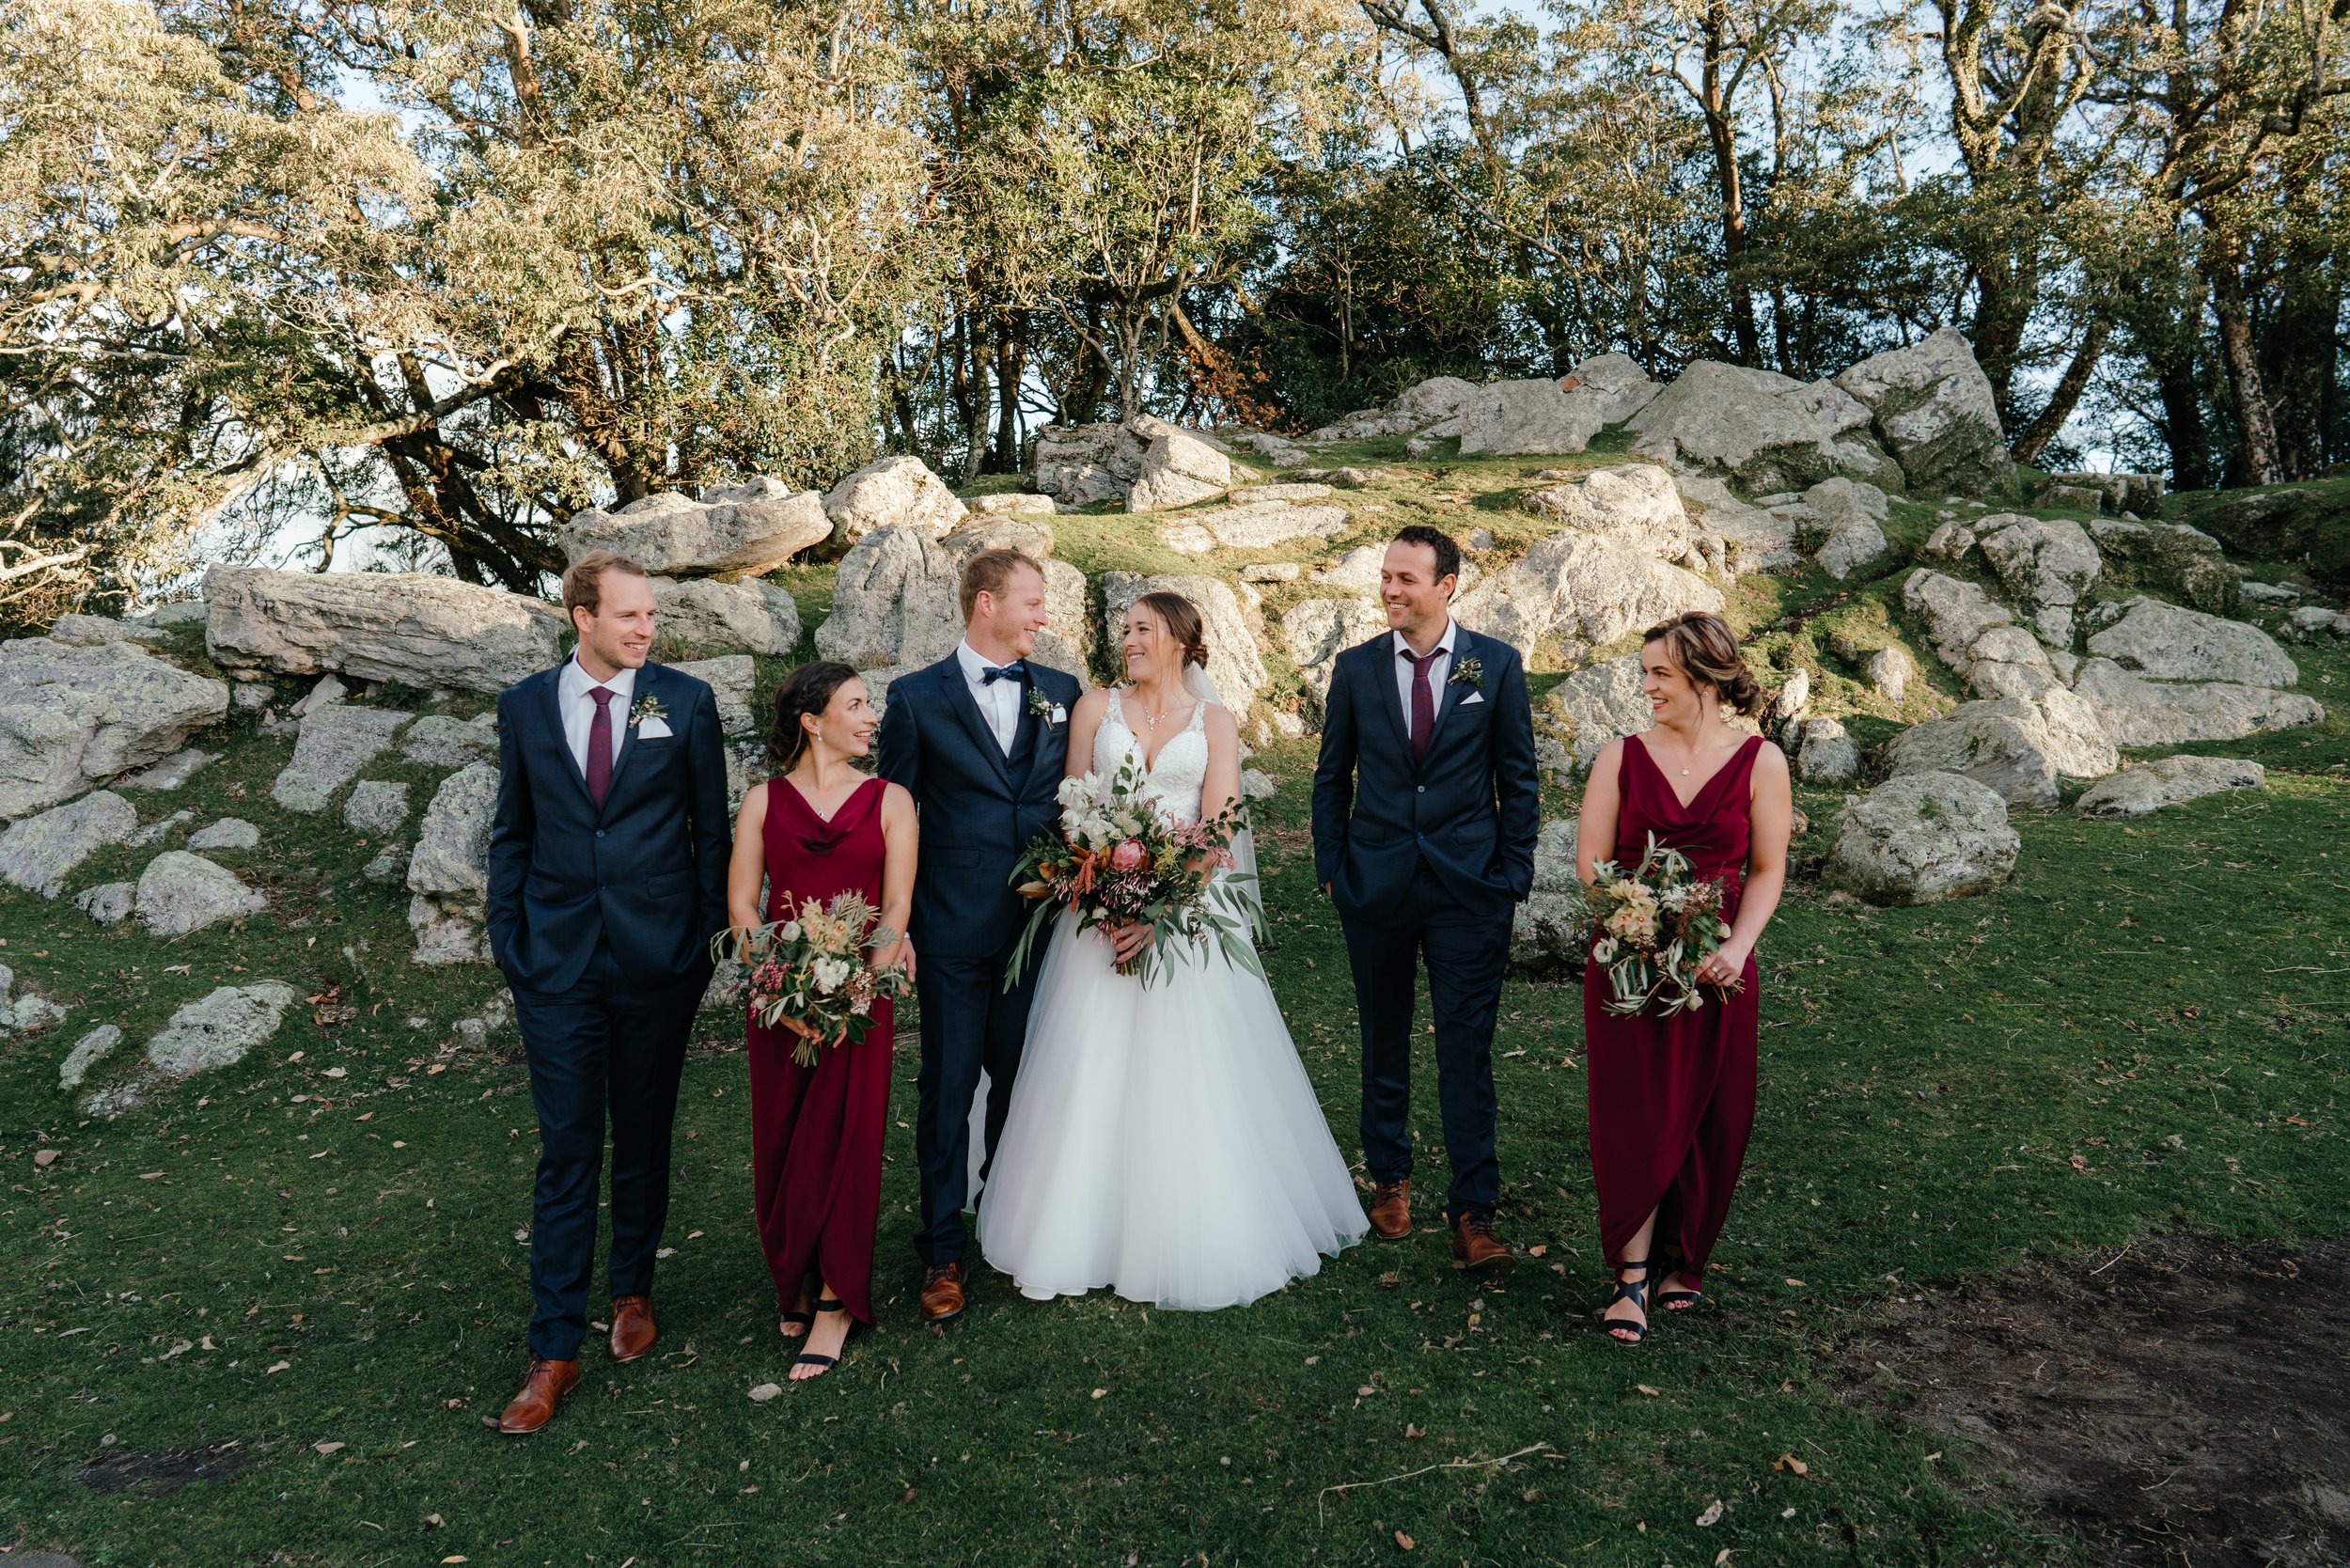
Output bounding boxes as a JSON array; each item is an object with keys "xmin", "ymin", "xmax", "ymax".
[{"xmin": 1641, "ymin": 611, "xmax": 1766, "ymax": 717}]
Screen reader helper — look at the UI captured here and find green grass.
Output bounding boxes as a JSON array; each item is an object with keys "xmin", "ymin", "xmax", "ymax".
[{"xmin": 4, "ymin": 692, "xmax": 2347, "ymax": 1565}]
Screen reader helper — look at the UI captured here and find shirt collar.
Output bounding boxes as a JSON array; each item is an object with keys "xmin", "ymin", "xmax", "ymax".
[
  {"xmin": 563, "ymin": 654, "xmax": 636, "ymax": 704},
  {"xmin": 957, "ymin": 639, "xmax": 1017, "ymax": 683},
  {"xmin": 1394, "ymin": 619, "xmax": 1458, "ymax": 662}
]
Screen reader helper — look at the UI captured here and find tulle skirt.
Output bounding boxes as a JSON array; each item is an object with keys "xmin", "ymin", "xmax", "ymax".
[{"xmin": 978, "ymin": 911, "xmax": 1369, "ymax": 1309}]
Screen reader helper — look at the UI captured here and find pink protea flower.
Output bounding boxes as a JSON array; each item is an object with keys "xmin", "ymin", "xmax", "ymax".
[{"xmin": 1110, "ymin": 839, "xmax": 1147, "ymax": 872}]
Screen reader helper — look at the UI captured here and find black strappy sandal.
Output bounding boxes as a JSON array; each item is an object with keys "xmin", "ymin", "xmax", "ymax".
[
  {"xmin": 1654, "ymin": 1250, "xmax": 1703, "ymax": 1312},
  {"xmin": 792, "ymin": 1297, "xmax": 853, "ymax": 1378},
  {"xmin": 778, "ymin": 1307, "xmax": 813, "ymax": 1338},
  {"xmin": 1601, "ymin": 1258, "xmax": 1653, "ymax": 1343}
]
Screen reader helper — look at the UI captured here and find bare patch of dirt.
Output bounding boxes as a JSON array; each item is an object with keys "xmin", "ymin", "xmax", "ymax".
[
  {"xmin": 71, "ymin": 1439, "xmax": 259, "ymax": 1497},
  {"xmin": 1847, "ymin": 1234, "xmax": 2350, "ymax": 1566}
]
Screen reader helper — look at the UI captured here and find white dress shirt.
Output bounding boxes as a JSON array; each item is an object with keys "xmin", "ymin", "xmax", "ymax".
[
  {"xmin": 1392, "ymin": 619, "xmax": 1458, "ymax": 719},
  {"xmin": 558, "ymin": 654, "xmax": 637, "ymax": 777},
  {"xmin": 956, "ymin": 639, "xmax": 1022, "ymax": 754}
]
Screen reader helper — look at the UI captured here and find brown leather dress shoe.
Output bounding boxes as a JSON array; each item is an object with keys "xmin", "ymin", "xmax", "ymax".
[
  {"xmin": 609, "ymin": 1295, "xmax": 656, "ymax": 1363},
  {"xmin": 1367, "ymin": 1179, "xmax": 1412, "ymax": 1240},
  {"xmin": 1450, "ymin": 1212, "xmax": 1516, "ymax": 1274},
  {"xmin": 919, "ymin": 1261, "xmax": 966, "ymax": 1325},
  {"xmin": 495, "ymin": 1356, "xmax": 580, "ymax": 1435}
]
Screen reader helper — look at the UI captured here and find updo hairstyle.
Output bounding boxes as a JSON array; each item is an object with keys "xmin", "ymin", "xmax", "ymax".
[
  {"xmin": 1640, "ymin": 611, "xmax": 1766, "ymax": 717},
  {"xmin": 766, "ymin": 660, "xmax": 864, "ymax": 772},
  {"xmin": 1134, "ymin": 590, "xmax": 1211, "ymax": 674}
]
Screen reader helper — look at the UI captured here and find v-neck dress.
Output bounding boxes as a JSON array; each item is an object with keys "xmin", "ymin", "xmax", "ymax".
[
  {"xmin": 745, "ymin": 776, "xmax": 895, "ymax": 1324},
  {"xmin": 1584, "ymin": 733, "xmax": 1763, "ymax": 1278}
]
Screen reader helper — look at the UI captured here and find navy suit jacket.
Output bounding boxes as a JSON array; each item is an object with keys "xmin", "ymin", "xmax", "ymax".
[
  {"xmin": 874, "ymin": 653, "xmax": 1083, "ymax": 961},
  {"xmin": 485, "ymin": 660, "xmax": 731, "ymax": 994},
  {"xmin": 1311, "ymin": 624, "xmax": 1541, "ymax": 923}
]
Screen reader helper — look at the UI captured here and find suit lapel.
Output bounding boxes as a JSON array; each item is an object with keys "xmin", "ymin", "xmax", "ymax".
[
  {"xmin": 1421, "ymin": 628, "xmax": 1480, "ymax": 757},
  {"xmin": 536, "ymin": 666, "xmax": 592, "ymax": 802},
  {"xmin": 598, "ymin": 664, "xmax": 657, "ymax": 812},
  {"xmin": 940, "ymin": 659, "xmax": 1014, "ymax": 788},
  {"xmin": 1371, "ymin": 635, "xmax": 1413, "ymax": 759}
]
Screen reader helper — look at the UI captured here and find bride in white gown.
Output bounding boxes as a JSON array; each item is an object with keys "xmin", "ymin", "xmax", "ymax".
[{"xmin": 979, "ymin": 590, "xmax": 1369, "ymax": 1309}]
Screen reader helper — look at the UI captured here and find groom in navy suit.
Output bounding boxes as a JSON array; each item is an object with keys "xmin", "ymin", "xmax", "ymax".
[
  {"xmin": 876, "ymin": 546, "xmax": 1082, "ymax": 1325},
  {"xmin": 1312, "ymin": 525, "xmax": 1539, "ymax": 1274},
  {"xmin": 483, "ymin": 550, "xmax": 730, "ymax": 1432}
]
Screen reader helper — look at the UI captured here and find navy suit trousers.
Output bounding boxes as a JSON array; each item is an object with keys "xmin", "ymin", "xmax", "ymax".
[
  {"xmin": 911, "ymin": 933, "xmax": 1042, "ymax": 1265},
  {"xmin": 510, "ymin": 939, "xmax": 705, "ymax": 1360},
  {"xmin": 1341, "ymin": 859, "xmax": 1511, "ymax": 1221}
]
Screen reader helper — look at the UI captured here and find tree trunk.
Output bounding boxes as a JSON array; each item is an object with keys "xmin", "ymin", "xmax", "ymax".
[
  {"xmin": 2210, "ymin": 234, "xmax": 2282, "ymax": 487},
  {"xmin": 2147, "ymin": 339, "xmax": 2212, "ymax": 494},
  {"xmin": 1699, "ymin": 3, "xmax": 1761, "ymax": 366},
  {"xmin": 2265, "ymin": 246, "xmax": 2335, "ymax": 480},
  {"xmin": 2009, "ymin": 317, "xmax": 2110, "ymax": 467}
]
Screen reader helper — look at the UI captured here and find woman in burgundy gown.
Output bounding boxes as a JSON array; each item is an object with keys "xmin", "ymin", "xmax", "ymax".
[
  {"xmin": 725, "ymin": 662, "xmax": 916, "ymax": 1381},
  {"xmin": 1576, "ymin": 612, "xmax": 1792, "ymax": 1343}
]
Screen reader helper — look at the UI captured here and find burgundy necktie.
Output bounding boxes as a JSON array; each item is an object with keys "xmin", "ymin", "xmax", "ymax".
[
  {"xmin": 1402, "ymin": 646, "xmax": 1442, "ymax": 760},
  {"xmin": 586, "ymin": 685, "xmax": 616, "ymax": 808}
]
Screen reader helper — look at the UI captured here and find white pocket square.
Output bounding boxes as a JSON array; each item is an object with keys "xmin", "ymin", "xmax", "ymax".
[
  {"xmin": 1459, "ymin": 691, "xmax": 1485, "ymax": 706},
  {"xmin": 636, "ymin": 716, "xmax": 674, "ymax": 738}
]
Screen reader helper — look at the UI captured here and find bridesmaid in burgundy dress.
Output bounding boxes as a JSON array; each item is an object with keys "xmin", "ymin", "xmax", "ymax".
[
  {"xmin": 1576, "ymin": 613, "xmax": 1792, "ymax": 1343},
  {"xmin": 725, "ymin": 662, "xmax": 916, "ymax": 1381}
]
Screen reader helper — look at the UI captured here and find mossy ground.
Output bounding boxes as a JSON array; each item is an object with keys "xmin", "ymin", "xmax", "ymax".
[{"xmin": 2, "ymin": 456, "xmax": 2344, "ymax": 1566}]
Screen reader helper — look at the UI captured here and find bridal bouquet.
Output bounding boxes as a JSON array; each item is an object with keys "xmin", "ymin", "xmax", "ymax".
[
  {"xmin": 714, "ymin": 891, "xmax": 911, "ymax": 1067},
  {"xmin": 1005, "ymin": 759, "xmax": 1261, "ymax": 988},
  {"xmin": 1582, "ymin": 834, "xmax": 1739, "ymax": 1018}
]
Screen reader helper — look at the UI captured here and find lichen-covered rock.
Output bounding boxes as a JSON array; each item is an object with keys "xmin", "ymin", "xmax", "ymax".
[
  {"xmin": 1282, "ymin": 598, "xmax": 1388, "ymax": 712},
  {"xmin": 1124, "ymin": 416, "xmax": 1235, "ymax": 512},
  {"xmin": 967, "ymin": 491, "xmax": 1058, "ymax": 517},
  {"xmin": 823, "ymin": 455, "xmax": 969, "ymax": 545},
  {"xmin": 1543, "ymin": 654, "xmax": 1653, "ymax": 768},
  {"xmin": 1099, "ymin": 572, "xmax": 1268, "ymax": 718},
  {"xmin": 814, "ymin": 520, "xmax": 1089, "ymax": 678},
  {"xmin": 400, "ymin": 713, "xmax": 499, "ymax": 768},
  {"xmin": 1306, "ymin": 376, "xmax": 1480, "ymax": 443},
  {"xmin": 1882, "ymin": 693, "xmax": 2116, "ymax": 808},
  {"xmin": 561, "ymin": 480, "xmax": 831, "ymax": 575},
  {"xmin": 1457, "ymin": 379, "xmax": 1611, "ymax": 456},
  {"xmin": 2044, "ymin": 471, "xmax": 2165, "ymax": 517},
  {"xmin": 1672, "ymin": 474, "xmax": 1801, "ymax": 573},
  {"xmin": 650, "ymin": 577, "xmax": 803, "ymax": 657},
  {"xmin": 1903, "ymin": 569, "xmax": 2013, "ymax": 670},
  {"xmin": 1794, "ymin": 716, "xmax": 1859, "ymax": 784},
  {"xmin": 1867, "ymin": 645, "xmax": 1915, "ymax": 703},
  {"xmin": 671, "ymin": 655, "xmax": 756, "ymax": 739},
  {"xmin": 2082, "ymin": 596, "xmax": 2299, "ymax": 686},
  {"xmin": 1028, "ymin": 422, "xmax": 1146, "ymax": 505},
  {"xmin": 2075, "ymin": 756, "xmax": 2264, "ymax": 818},
  {"xmin": 2070, "ymin": 659, "xmax": 2324, "ymax": 745},
  {"xmin": 1629, "ymin": 361, "xmax": 1902, "ymax": 494},
  {"xmin": 1832, "ymin": 327, "xmax": 2010, "ymax": 495},
  {"xmin": 1511, "ymin": 820, "xmax": 1589, "ymax": 974},
  {"xmin": 141, "ymin": 982, "xmax": 299, "ymax": 1082},
  {"xmin": 0, "ymin": 636, "xmax": 230, "ymax": 818},
  {"xmin": 0, "ymin": 790, "xmax": 136, "ymax": 897},
  {"xmin": 1161, "ymin": 500, "xmax": 1350, "ymax": 555},
  {"xmin": 204, "ymin": 567, "xmax": 564, "ymax": 697},
  {"xmin": 126, "ymin": 808, "xmax": 191, "ymax": 848},
  {"xmin": 1803, "ymin": 478, "xmax": 1891, "ymax": 580},
  {"xmin": 185, "ymin": 817, "xmax": 258, "ymax": 852},
  {"xmin": 58, "ymin": 1024, "xmax": 122, "ymax": 1090},
  {"xmin": 342, "ymin": 780, "xmax": 411, "ymax": 838},
  {"xmin": 122, "ymin": 748, "xmax": 213, "ymax": 792},
  {"xmin": 1975, "ymin": 514, "xmax": 2101, "ymax": 644},
  {"xmin": 46, "ymin": 613, "xmax": 169, "ymax": 647},
  {"xmin": 271, "ymin": 703, "xmax": 411, "ymax": 814},
  {"xmin": 75, "ymin": 880, "xmax": 134, "ymax": 924},
  {"xmin": 135, "ymin": 851, "xmax": 266, "ymax": 936},
  {"xmin": 2081, "ymin": 518, "xmax": 2239, "ymax": 615},
  {"xmin": 408, "ymin": 760, "xmax": 498, "ymax": 965},
  {"xmin": 1217, "ymin": 428, "xmax": 1312, "ymax": 467},
  {"xmin": 1825, "ymin": 771, "xmax": 2020, "ymax": 904},
  {"xmin": 1519, "ymin": 463, "xmax": 1721, "ymax": 572},
  {"xmin": 1456, "ymin": 530, "xmax": 1723, "ymax": 663}
]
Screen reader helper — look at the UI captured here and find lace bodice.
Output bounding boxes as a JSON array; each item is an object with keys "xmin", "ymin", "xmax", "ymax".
[{"xmin": 1094, "ymin": 692, "xmax": 1210, "ymax": 824}]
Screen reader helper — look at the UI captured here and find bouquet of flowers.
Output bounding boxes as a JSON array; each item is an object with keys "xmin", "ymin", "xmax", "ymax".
[
  {"xmin": 1004, "ymin": 758, "xmax": 1261, "ymax": 988},
  {"xmin": 1581, "ymin": 833, "xmax": 1739, "ymax": 1017},
  {"xmin": 714, "ymin": 891, "xmax": 912, "ymax": 1068}
]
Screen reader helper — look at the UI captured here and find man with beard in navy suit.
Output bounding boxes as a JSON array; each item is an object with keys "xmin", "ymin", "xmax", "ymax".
[{"xmin": 875, "ymin": 547, "xmax": 1083, "ymax": 1325}]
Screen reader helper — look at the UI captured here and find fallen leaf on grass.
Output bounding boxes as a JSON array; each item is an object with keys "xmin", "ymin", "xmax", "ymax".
[
  {"xmin": 747, "ymin": 1383, "xmax": 781, "ymax": 1403},
  {"xmin": 1404, "ymin": 1423, "xmax": 1426, "ymax": 1438},
  {"xmin": 1356, "ymin": 1386, "xmax": 1377, "ymax": 1397},
  {"xmin": 1716, "ymin": 1551, "xmax": 1736, "ymax": 1566},
  {"xmin": 442, "ymin": 1558, "xmax": 467, "ymax": 1564},
  {"xmin": 1393, "ymin": 1530, "xmax": 1414, "ymax": 1550},
  {"xmin": 1528, "ymin": 1245, "xmax": 1547, "ymax": 1258},
  {"xmin": 33, "ymin": 1149, "xmax": 59, "ymax": 1168},
  {"xmin": 266, "ymin": 1360, "xmax": 290, "ymax": 1374},
  {"xmin": 1773, "ymin": 1452, "xmax": 1809, "ymax": 1476},
  {"xmin": 1636, "ymin": 1384, "xmax": 1660, "ymax": 1397},
  {"xmin": 1697, "ymin": 1498, "xmax": 1723, "ymax": 1526},
  {"xmin": 1090, "ymin": 1388, "xmax": 1105, "ymax": 1400},
  {"xmin": 2068, "ymin": 1153, "xmax": 2090, "ymax": 1172},
  {"xmin": 314, "ymin": 1440, "xmax": 345, "ymax": 1454},
  {"xmin": 1784, "ymin": 1278, "xmax": 1805, "ymax": 1287}
]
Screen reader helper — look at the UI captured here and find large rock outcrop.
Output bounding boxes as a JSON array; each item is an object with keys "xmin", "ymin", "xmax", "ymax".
[
  {"xmin": 1124, "ymin": 416, "xmax": 1236, "ymax": 512},
  {"xmin": 0, "ymin": 790, "xmax": 137, "ymax": 897},
  {"xmin": 1628, "ymin": 361, "xmax": 1904, "ymax": 494},
  {"xmin": 1517, "ymin": 463, "xmax": 1723, "ymax": 574},
  {"xmin": 1028, "ymin": 422, "xmax": 1145, "ymax": 506},
  {"xmin": 1306, "ymin": 376, "xmax": 1480, "ymax": 443},
  {"xmin": 650, "ymin": 577, "xmax": 803, "ymax": 658},
  {"xmin": 408, "ymin": 760, "xmax": 498, "ymax": 964},
  {"xmin": 2089, "ymin": 519, "xmax": 2239, "ymax": 615},
  {"xmin": 1543, "ymin": 654, "xmax": 1653, "ymax": 768},
  {"xmin": 271, "ymin": 703, "xmax": 411, "ymax": 814},
  {"xmin": 560, "ymin": 479, "xmax": 831, "ymax": 574},
  {"xmin": 1453, "ymin": 527, "xmax": 1722, "ymax": 664},
  {"xmin": 1824, "ymin": 771, "xmax": 2020, "ymax": 904},
  {"xmin": 0, "ymin": 637, "xmax": 230, "ymax": 819},
  {"xmin": 1161, "ymin": 500, "xmax": 1350, "ymax": 555},
  {"xmin": 822, "ymin": 456, "xmax": 968, "ymax": 547},
  {"xmin": 1832, "ymin": 326, "xmax": 2010, "ymax": 495},
  {"xmin": 814, "ymin": 519, "xmax": 1090, "ymax": 682},
  {"xmin": 2076, "ymin": 756, "xmax": 2264, "ymax": 818},
  {"xmin": 2069, "ymin": 596, "xmax": 2322, "ymax": 745},
  {"xmin": 1099, "ymin": 572, "xmax": 1268, "ymax": 719},
  {"xmin": 1966, "ymin": 514, "xmax": 2102, "ymax": 645},
  {"xmin": 1882, "ymin": 692, "xmax": 2116, "ymax": 808},
  {"xmin": 204, "ymin": 567, "xmax": 563, "ymax": 697},
  {"xmin": 135, "ymin": 850, "xmax": 266, "ymax": 936},
  {"xmin": 1282, "ymin": 598, "xmax": 1389, "ymax": 713}
]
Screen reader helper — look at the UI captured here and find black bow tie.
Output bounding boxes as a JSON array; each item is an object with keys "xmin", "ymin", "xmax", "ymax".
[{"xmin": 979, "ymin": 663, "xmax": 1026, "ymax": 685}]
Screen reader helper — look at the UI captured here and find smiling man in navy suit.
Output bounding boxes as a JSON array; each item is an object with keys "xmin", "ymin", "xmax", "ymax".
[
  {"xmin": 874, "ymin": 546, "xmax": 1082, "ymax": 1325},
  {"xmin": 483, "ymin": 549, "xmax": 729, "ymax": 1433},
  {"xmin": 1312, "ymin": 525, "xmax": 1540, "ymax": 1275}
]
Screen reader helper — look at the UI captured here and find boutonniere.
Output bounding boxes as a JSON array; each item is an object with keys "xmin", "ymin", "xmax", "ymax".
[
  {"xmin": 628, "ymin": 693, "xmax": 668, "ymax": 729},
  {"xmin": 1026, "ymin": 687, "xmax": 1065, "ymax": 728},
  {"xmin": 1448, "ymin": 656, "xmax": 1484, "ymax": 690}
]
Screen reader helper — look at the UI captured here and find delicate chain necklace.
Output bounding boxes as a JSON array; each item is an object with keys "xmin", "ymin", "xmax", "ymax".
[{"xmin": 1131, "ymin": 683, "xmax": 1183, "ymax": 731}]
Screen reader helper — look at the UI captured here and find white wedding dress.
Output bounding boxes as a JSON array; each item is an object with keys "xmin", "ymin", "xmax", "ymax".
[{"xmin": 978, "ymin": 695, "xmax": 1369, "ymax": 1309}]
